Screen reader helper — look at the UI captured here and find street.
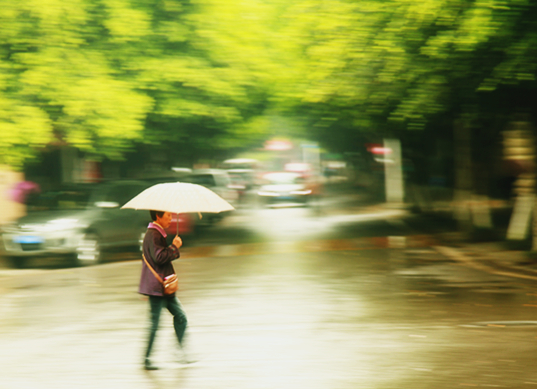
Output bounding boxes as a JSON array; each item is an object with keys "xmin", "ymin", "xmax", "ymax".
[{"xmin": 1, "ymin": 196, "xmax": 537, "ymax": 389}]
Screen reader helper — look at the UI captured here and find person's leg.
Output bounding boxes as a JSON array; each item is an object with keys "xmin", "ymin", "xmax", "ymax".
[
  {"xmin": 165, "ymin": 295, "xmax": 197, "ymax": 363},
  {"xmin": 145, "ymin": 296, "xmax": 164, "ymax": 366},
  {"xmin": 165, "ymin": 295, "xmax": 188, "ymax": 346}
]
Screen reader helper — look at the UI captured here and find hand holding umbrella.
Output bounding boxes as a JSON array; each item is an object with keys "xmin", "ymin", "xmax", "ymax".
[{"xmin": 172, "ymin": 235, "xmax": 183, "ymax": 249}]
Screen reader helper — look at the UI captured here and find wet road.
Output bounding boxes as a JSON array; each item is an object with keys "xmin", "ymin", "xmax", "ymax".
[{"xmin": 1, "ymin": 202, "xmax": 537, "ymax": 388}]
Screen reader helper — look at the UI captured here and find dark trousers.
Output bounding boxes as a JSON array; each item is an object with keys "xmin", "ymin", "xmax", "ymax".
[{"xmin": 145, "ymin": 295, "xmax": 188, "ymax": 359}]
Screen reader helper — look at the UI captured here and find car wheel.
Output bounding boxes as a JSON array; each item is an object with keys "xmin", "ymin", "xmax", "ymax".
[
  {"xmin": 8, "ymin": 256, "xmax": 26, "ymax": 269},
  {"xmin": 76, "ymin": 233, "xmax": 102, "ymax": 266}
]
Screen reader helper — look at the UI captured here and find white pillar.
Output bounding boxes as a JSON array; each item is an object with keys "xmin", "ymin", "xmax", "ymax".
[{"xmin": 384, "ymin": 139, "xmax": 404, "ymax": 204}]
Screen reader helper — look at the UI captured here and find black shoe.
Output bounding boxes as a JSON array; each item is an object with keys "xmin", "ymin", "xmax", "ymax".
[{"xmin": 144, "ymin": 359, "xmax": 159, "ymax": 370}]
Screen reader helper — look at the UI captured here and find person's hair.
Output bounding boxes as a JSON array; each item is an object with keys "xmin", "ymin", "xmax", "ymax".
[{"xmin": 150, "ymin": 210, "xmax": 165, "ymax": 221}]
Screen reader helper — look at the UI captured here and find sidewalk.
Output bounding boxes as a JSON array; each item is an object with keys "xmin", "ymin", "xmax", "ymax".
[
  {"xmin": 432, "ymin": 234, "xmax": 537, "ymax": 282},
  {"xmin": 315, "ymin": 182, "xmax": 537, "ymax": 283},
  {"xmin": 404, "ymin": 208, "xmax": 537, "ymax": 282},
  {"xmin": 323, "ymin": 185, "xmax": 537, "ymax": 283}
]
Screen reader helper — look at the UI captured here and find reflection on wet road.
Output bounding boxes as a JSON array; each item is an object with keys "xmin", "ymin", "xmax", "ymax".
[{"xmin": 2, "ymin": 204, "xmax": 537, "ymax": 388}]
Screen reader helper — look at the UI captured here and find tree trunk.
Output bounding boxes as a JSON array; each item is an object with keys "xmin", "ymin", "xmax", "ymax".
[{"xmin": 453, "ymin": 117, "xmax": 474, "ymax": 231}]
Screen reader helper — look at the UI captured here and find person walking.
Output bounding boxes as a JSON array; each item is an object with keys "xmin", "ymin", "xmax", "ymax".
[{"xmin": 139, "ymin": 210, "xmax": 191, "ymax": 370}]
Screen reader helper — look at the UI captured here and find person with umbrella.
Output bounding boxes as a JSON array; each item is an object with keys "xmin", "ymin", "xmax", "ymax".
[
  {"xmin": 139, "ymin": 210, "xmax": 190, "ymax": 370},
  {"xmin": 122, "ymin": 182, "xmax": 235, "ymax": 370}
]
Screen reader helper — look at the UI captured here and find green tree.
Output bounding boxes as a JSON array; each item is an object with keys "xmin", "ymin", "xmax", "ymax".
[
  {"xmin": 267, "ymin": 0, "xmax": 533, "ymax": 134},
  {"xmin": 0, "ymin": 0, "xmax": 278, "ymax": 169},
  {"xmin": 2, "ymin": 0, "xmax": 536, "ymax": 174}
]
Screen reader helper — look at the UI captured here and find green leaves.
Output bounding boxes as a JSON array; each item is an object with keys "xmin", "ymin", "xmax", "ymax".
[
  {"xmin": 1, "ymin": 0, "xmax": 536, "ymax": 168},
  {"xmin": 278, "ymin": 0, "xmax": 537, "ymax": 137},
  {"xmin": 0, "ymin": 100, "xmax": 53, "ymax": 167},
  {"xmin": 103, "ymin": 0, "xmax": 151, "ymax": 43}
]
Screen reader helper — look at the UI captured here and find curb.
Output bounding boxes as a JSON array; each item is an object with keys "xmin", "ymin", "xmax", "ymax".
[{"xmin": 433, "ymin": 245, "xmax": 537, "ymax": 281}]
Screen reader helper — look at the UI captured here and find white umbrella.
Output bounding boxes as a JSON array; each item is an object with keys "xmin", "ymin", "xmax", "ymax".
[{"xmin": 121, "ymin": 182, "xmax": 234, "ymax": 214}]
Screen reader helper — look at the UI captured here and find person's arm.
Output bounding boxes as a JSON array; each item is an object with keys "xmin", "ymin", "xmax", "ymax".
[{"xmin": 149, "ymin": 232, "xmax": 180, "ymax": 265}]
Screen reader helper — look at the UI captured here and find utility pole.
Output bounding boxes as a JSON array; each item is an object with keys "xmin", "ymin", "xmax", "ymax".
[{"xmin": 383, "ymin": 139, "xmax": 404, "ymax": 205}]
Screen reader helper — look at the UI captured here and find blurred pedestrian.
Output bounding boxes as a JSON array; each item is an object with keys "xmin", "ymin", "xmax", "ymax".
[
  {"xmin": 139, "ymin": 210, "xmax": 192, "ymax": 370},
  {"xmin": 9, "ymin": 180, "xmax": 40, "ymax": 204}
]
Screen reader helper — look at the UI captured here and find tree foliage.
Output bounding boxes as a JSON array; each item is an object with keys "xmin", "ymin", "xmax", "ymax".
[
  {"xmin": 0, "ymin": 0, "xmax": 275, "ymax": 168},
  {"xmin": 277, "ymin": 0, "xmax": 537, "ymax": 144},
  {"xmin": 0, "ymin": 0, "xmax": 536, "ymax": 169}
]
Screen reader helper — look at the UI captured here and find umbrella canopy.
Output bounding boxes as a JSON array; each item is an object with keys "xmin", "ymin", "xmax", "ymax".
[{"xmin": 121, "ymin": 182, "xmax": 234, "ymax": 214}]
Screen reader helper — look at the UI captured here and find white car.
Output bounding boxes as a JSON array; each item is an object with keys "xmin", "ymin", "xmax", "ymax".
[{"xmin": 257, "ymin": 172, "xmax": 312, "ymax": 207}]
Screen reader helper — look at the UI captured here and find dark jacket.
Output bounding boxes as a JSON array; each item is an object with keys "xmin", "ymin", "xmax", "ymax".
[{"xmin": 138, "ymin": 225, "xmax": 180, "ymax": 296}]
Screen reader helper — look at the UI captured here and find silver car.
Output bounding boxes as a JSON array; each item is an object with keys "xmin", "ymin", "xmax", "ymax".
[{"xmin": 1, "ymin": 180, "xmax": 151, "ymax": 268}]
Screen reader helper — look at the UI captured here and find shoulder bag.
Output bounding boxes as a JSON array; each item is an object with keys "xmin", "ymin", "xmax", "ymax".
[{"xmin": 142, "ymin": 254, "xmax": 179, "ymax": 295}]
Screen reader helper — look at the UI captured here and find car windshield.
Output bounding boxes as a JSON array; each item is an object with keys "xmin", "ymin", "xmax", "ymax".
[{"xmin": 26, "ymin": 188, "xmax": 92, "ymax": 212}]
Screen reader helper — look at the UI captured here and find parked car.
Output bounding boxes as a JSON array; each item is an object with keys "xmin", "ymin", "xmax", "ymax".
[
  {"xmin": 256, "ymin": 171, "xmax": 313, "ymax": 207},
  {"xmin": 0, "ymin": 180, "xmax": 153, "ymax": 268}
]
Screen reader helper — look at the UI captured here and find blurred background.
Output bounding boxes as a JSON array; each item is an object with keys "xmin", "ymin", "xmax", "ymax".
[
  {"xmin": 1, "ymin": 0, "xmax": 536, "ymax": 239},
  {"xmin": 2, "ymin": 1, "xmax": 537, "ymax": 387}
]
